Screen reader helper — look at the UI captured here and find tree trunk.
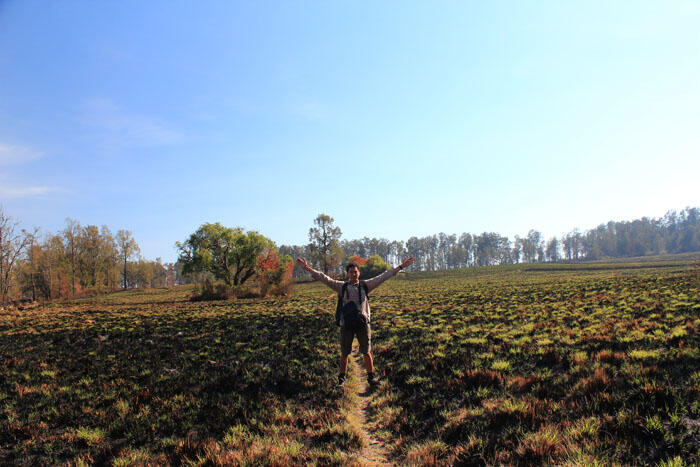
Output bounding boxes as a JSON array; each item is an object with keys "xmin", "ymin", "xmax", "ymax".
[{"xmin": 71, "ymin": 252, "xmax": 75, "ymax": 297}]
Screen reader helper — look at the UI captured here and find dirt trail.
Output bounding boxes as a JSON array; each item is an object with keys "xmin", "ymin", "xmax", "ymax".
[{"xmin": 349, "ymin": 350, "xmax": 393, "ymax": 466}]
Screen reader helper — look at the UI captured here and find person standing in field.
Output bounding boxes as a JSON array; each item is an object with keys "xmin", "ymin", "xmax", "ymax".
[{"xmin": 296, "ymin": 256, "xmax": 414, "ymax": 387}]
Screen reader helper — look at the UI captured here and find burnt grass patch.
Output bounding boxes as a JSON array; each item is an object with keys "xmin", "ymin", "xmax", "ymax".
[
  {"xmin": 0, "ymin": 287, "xmax": 354, "ymax": 464},
  {"xmin": 372, "ymin": 261, "xmax": 700, "ymax": 464},
  {"xmin": 2, "ymin": 260, "xmax": 700, "ymax": 464}
]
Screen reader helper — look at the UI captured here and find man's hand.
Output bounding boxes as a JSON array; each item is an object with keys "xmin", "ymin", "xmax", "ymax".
[
  {"xmin": 400, "ymin": 257, "xmax": 414, "ymax": 270},
  {"xmin": 296, "ymin": 257, "xmax": 314, "ymax": 272}
]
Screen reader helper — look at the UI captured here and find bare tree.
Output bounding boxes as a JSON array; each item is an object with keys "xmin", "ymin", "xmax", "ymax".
[
  {"xmin": 545, "ymin": 237, "xmax": 561, "ymax": 262},
  {"xmin": 117, "ymin": 230, "xmax": 140, "ymax": 289},
  {"xmin": 308, "ymin": 214, "xmax": 343, "ymax": 274},
  {"xmin": 63, "ymin": 218, "xmax": 81, "ymax": 297},
  {"xmin": 0, "ymin": 207, "xmax": 33, "ymax": 304}
]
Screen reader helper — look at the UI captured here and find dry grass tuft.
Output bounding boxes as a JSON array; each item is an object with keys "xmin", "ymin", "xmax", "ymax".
[
  {"xmin": 507, "ymin": 375, "xmax": 541, "ymax": 393},
  {"xmin": 594, "ymin": 350, "xmax": 626, "ymax": 363},
  {"xmin": 451, "ymin": 369, "xmax": 504, "ymax": 389},
  {"xmin": 578, "ymin": 367, "xmax": 609, "ymax": 393},
  {"xmin": 448, "ymin": 435, "xmax": 484, "ymax": 465},
  {"xmin": 405, "ymin": 439, "xmax": 449, "ymax": 466},
  {"xmin": 516, "ymin": 425, "xmax": 566, "ymax": 463},
  {"xmin": 571, "ymin": 351, "xmax": 588, "ymax": 366}
]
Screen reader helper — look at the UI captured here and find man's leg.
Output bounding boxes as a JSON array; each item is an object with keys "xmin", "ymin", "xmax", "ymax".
[
  {"xmin": 338, "ymin": 326, "xmax": 353, "ymax": 385},
  {"xmin": 358, "ymin": 324, "xmax": 377, "ymax": 386},
  {"xmin": 363, "ymin": 352, "xmax": 374, "ymax": 373},
  {"xmin": 340, "ymin": 353, "xmax": 350, "ymax": 374}
]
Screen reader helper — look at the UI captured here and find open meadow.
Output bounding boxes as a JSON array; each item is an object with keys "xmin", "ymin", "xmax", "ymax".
[{"xmin": 2, "ymin": 258, "xmax": 700, "ymax": 465}]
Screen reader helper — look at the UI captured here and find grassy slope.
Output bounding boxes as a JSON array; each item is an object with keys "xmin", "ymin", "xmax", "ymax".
[
  {"xmin": 1, "ymin": 259, "xmax": 699, "ymax": 465},
  {"xmin": 1, "ymin": 283, "xmax": 362, "ymax": 465},
  {"xmin": 370, "ymin": 260, "xmax": 700, "ymax": 465}
]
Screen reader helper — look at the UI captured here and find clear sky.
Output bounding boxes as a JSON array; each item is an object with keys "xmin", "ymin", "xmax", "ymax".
[{"xmin": 1, "ymin": 1, "xmax": 699, "ymax": 263}]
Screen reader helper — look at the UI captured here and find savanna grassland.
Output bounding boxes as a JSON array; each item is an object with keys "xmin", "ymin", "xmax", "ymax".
[{"xmin": 2, "ymin": 259, "xmax": 700, "ymax": 465}]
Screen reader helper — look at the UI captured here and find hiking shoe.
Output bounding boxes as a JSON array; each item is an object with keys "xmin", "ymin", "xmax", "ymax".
[
  {"xmin": 338, "ymin": 374, "xmax": 347, "ymax": 387},
  {"xmin": 367, "ymin": 373, "xmax": 378, "ymax": 387}
]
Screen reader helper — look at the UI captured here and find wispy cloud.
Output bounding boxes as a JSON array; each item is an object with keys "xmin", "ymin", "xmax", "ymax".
[
  {"xmin": 0, "ymin": 185, "xmax": 55, "ymax": 198},
  {"xmin": 0, "ymin": 143, "xmax": 43, "ymax": 166},
  {"xmin": 80, "ymin": 97, "xmax": 181, "ymax": 148},
  {"xmin": 0, "ymin": 143, "xmax": 58, "ymax": 198}
]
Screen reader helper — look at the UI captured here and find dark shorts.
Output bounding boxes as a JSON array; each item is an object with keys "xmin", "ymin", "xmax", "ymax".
[{"xmin": 340, "ymin": 323, "xmax": 371, "ymax": 355}]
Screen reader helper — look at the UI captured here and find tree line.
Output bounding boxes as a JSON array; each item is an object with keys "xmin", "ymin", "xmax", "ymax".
[
  {"xmin": 281, "ymin": 208, "xmax": 700, "ymax": 276},
  {"xmin": 3, "ymin": 206, "xmax": 698, "ymax": 303},
  {"xmin": 0, "ymin": 207, "xmax": 177, "ymax": 304}
]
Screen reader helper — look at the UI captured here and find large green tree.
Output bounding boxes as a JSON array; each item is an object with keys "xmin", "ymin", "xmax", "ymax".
[{"xmin": 177, "ymin": 223, "xmax": 275, "ymax": 286}]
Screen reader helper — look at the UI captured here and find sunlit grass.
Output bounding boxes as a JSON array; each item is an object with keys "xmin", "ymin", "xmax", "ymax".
[
  {"xmin": 629, "ymin": 349, "xmax": 660, "ymax": 360},
  {"xmin": 75, "ymin": 426, "xmax": 105, "ymax": 445},
  {"xmin": 1, "ymin": 259, "xmax": 698, "ymax": 464},
  {"xmin": 491, "ymin": 360, "xmax": 511, "ymax": 372}
]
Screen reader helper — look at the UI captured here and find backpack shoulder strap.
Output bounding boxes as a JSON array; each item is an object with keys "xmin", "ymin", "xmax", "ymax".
[
  {"xmin": 359, "ymin": 280, "xmax": 369, "ymax": 301},
  {"xmin": 339, "ymin": 281, "xmax": 368, "ymax": 303},
  {"xmin": 339, "ymin": 282, "xmax": 349, "ymax": 300},
  {"xmin": 335, "ymin": 282, "xmax": 350, "ymax": 326}
]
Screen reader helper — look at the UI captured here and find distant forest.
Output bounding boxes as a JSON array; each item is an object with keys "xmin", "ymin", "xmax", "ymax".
[
  {"xmin": 0, "ymin": 211, "xmax": 175, "ymax": 303},
  {"xmin": 280, "ymin": 207, "xmax": 700, "ymax": 276},
  {"xmin": 2, "ymin": 207, "xmax": 697, "ymax": 302}
]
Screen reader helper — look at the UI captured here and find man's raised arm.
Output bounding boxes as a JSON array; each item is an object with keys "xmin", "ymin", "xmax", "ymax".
[
  {"xmin": 365, "ymin": 257, "xmax": 415, "ymax": 292},
  {"xmin": 296, "ymin": 258, "xmax": 343, "ymax": 293}
]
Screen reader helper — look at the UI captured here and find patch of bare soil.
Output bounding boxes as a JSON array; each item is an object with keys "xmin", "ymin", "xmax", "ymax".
[{"xmin": 349, "ymin": 349, "xmax": 393, "ymax": 466}]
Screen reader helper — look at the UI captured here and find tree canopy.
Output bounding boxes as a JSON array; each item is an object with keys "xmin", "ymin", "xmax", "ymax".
[
  {"xmin": 308, "ymin": 214, "xmax": 343, "ymax": 274},
  {"xmin": 177, "ymin": 223, "xmax": 275, "ymax": 287},
  {"xmin": 117, "ymin": 230, "xmax": 140, "ymax": 290}
]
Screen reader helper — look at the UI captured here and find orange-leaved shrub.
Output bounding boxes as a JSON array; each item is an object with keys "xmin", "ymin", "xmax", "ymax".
[{"xmin": 256, "ymin": 250, "xmax": 294, "ymax": 297}]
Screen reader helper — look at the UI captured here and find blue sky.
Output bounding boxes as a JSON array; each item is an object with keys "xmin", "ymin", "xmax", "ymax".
[{"xmin": 1, "ymin": 1, "xmax": 699, "ymax": 262}]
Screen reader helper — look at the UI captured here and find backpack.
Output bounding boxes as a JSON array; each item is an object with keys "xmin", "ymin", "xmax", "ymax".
[{"xmin": 335, "ymin": 281, "xmax": 369, "ymax": 330}]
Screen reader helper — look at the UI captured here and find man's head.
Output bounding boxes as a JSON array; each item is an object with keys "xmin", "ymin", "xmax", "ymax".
[{"xmin": 345, "ymin": 263, "xmax": 361, "ymax": 283}]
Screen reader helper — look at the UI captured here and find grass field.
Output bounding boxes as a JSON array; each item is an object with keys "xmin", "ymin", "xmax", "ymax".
[{"xmin": 2, "ymin": 259, "xmax": 699, "ymax": 465}]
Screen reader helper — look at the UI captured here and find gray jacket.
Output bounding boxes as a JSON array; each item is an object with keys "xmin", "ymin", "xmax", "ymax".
[{"xmin": 309, "ymin": 267, "xmax": 398, "ymax": 325}]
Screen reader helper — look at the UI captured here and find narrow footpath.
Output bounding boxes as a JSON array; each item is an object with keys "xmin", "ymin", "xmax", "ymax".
[{"xmin": 349, "ymin": 349, "xmax": 392, "ymax": 466}]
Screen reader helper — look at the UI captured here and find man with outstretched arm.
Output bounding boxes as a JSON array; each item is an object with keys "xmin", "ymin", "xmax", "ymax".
[{"xmin": 296, "ymin": 256, "xmax": 414, "ymax": 387}]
